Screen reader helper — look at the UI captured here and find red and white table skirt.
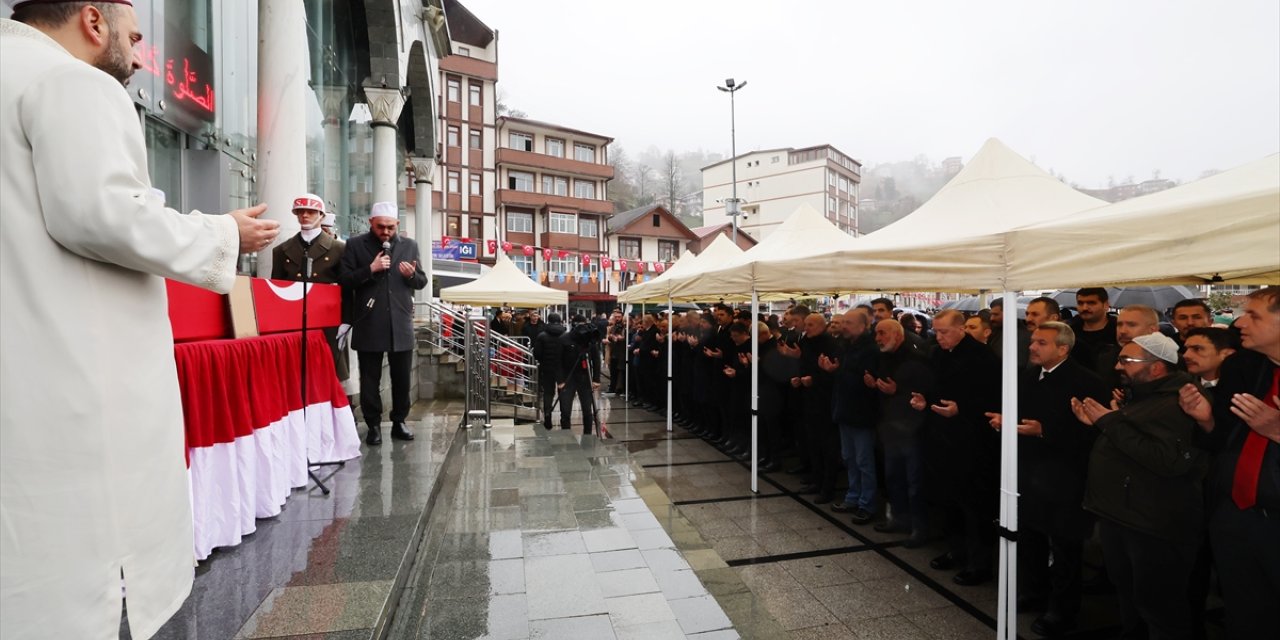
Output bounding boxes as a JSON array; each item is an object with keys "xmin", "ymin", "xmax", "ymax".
[{"xmin": 174, "ymin": 330, "xmax": 361, "ymax": 561}]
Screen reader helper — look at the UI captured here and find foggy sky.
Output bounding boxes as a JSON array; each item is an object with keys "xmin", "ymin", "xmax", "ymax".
[{"xmin": 460, "ymin": 0, "xmax": 1279, "ymax": 186}]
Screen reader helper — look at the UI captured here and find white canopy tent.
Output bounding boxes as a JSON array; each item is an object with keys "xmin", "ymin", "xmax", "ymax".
[
  {"xmin": 440, "ymin": 252, "xmax": 569, "ymax": 307},
  {"xmin": 615, "ymin": 250, "xmax": 700, "ymax": 304}
]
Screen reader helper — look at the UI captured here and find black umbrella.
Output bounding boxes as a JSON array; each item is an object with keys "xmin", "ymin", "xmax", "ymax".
[
  {"xmin": 1051, "ymin": 286, "xmax": 1201, "ymax": 314},
  {"xmin": 936, "ymin": 296, "xmax": 1027, "ymax": 318}
]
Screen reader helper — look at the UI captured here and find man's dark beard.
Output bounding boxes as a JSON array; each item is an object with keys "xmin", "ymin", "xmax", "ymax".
[{"xmin": 95, "ymin": 38, "xmax": 133, "ymax": 86}]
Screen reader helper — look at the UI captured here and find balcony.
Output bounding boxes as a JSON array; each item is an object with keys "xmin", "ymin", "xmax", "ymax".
[
  {"xmin": 439, "ymin": 55, "xmax": 497, "ymax": 82},
  {"xmin": 495, "ymin": 148, "xmax": 615, "ymax": 181},
  {"xmin": 496, "ymin": 189, "xmax": 614, "ymax": 215}
]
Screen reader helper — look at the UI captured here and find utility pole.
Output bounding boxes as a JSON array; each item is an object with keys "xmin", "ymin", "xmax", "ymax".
[{"xmin": 717, "ymin": 78, "xmax": 746, "ymax": 244}]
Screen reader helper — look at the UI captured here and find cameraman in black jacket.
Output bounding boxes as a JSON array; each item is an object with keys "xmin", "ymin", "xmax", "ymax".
[
  {"xmin": 532, "ymin": 313, "xmax": 568, "ymax": 430},
  {"xmin": 559, "ymin": 315, "xmax": 603, "ymax": 434}
]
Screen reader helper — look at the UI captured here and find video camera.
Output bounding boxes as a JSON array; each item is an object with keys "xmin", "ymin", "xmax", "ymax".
[{"xmin": 569, "ymin": 321, "xmax": 601, "ymax": 346}]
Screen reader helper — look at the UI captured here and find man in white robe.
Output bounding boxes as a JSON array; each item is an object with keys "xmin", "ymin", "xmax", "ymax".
[{"xmin": 0, "ymin": 2, "xmax": 279, "ymax": 638}]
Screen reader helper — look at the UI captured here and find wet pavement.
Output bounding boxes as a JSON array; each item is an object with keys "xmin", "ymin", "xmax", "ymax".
[{"xmin": 131, "ymin": 391, "xmax": 1205, "ymax": 639}]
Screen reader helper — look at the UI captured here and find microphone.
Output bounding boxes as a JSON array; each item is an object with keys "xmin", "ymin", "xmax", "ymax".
[{"xmin": 382, "ymin": 241, "xmax": 391, "ymax": 253}]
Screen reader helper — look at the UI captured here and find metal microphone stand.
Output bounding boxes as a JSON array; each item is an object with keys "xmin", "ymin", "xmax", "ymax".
[{"xmin": 303, "ymin": 254, "xmax": 345, "ymax": 495}]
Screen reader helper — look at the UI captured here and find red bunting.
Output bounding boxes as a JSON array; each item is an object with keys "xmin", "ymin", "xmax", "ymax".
[
  {"xmin": 542, "ymin": 247, "xmax": 552, "ymax": 261},
  {"xmin": 502, "ymin": 241, "xmax": 512, "ymax": 253},
  {"xmin": 581, "ymin": 253, "xmax": 592, "ymax": 266},
  {"xmin": 522, "ymin": 245, "xmax": 534, "ymax": 256},
  {"xmin": 601, "ymin": 256, "xmax": 612, "ymax": 269},
  {"xmin": 557, "ymin": 250, "xmax": 569, "ymax": 259},
  {"xmin": 486, "ymin": 239, "xmax": 497, "ymax": 255},
  {"xmin": 441, "ymin": 237, "xmax": 451, "ymax": 248},
  {"xmin": 655, "ymin": 262, "xmax": 665, "ymax": 273},
  {"xmin": 619, "ymin": 259, "xmax": 628, "ymax": 272},
  {"xmin": 638, "ymin": 262, "xmax": 647, "ymax": 273},
  {"xmin": 460, "ymin": 237, "xmax": 472, "ymax": 243}
]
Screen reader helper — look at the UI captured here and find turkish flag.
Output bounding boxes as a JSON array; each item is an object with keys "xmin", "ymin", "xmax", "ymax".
[
  {"xmin": 638, "ymin": 262, "xmax": 647, "ymax": 273},
  {"xmin": 618, "ymin": 259, "xmax": 628, "ymax": 271},
  {"xmin": 557, "ymin": 250, "xmax": 569, "ymax": 259},
  {"xmin": 522, "ymin": 245, "xmax": 534, "ymax": 256},
  {"xmin": 461, "ymin": 237, "xmax": 472, "ymax": 243},
  {"xmin": 655, "ymin": 262, "xmax": 665, "ymax": 273},
  {"xmin": 486, "ymin": 239, "xmax": 497, "ymax": 255},
  {"xmin": 581, "ymin": 253, "xmax": 592, "ymax": 266},
  {"xmin": 502, "ymin": 241, "xmax": 512, "ymax": 253},
  {"xmin": 441, "ymin": 237, "xmax": 451, "ymax": 248},
  {"xmin": 601, "ymin": 256, "xmax": 612, "ymax": 269},
  {"xmin": 542, "ymin": 247, "xmax": 552, "ymax": 261}
]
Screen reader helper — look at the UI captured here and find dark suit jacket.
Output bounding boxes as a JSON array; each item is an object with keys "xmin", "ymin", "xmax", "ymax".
[
  {"xmin": 922, "ymin": 335, "xmax": 1002, "ymax": 504},
  {"xmin": 271, "ymin": 232, "xmax": 345, "ymax": 284},
  {"xmin": 1019, "ymin": 358, "xmax": 1110, "ymax": 537},
  {"xmin": 338, "ymin": 233, "xmax": 426, "ymax": 353}
]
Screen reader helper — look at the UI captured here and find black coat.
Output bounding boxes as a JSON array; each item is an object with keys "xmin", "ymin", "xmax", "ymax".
[
  {"xmin": 869, "ymin": 345, "xmax": 935, "ymax": 446},
  {"xmin": 1084, "ymin": 371, "xmax": 1209, "ymax": 545},
  {"xmin": 533, "ymin": 323, "xmax": 568, "ymax": 381},
  {"xmin": 921, "ymin": 335, "xmax": 1002, "ymax": 505},
  {"xmin": 338, "ymin": 233, "xmax": 427, "ymax": 352},
  {"xmin": 831, "ymin": 331, "xmax": 879, "ymax": 428},
  {"xmin": 560, "ymin": 325, "xmax": 602, "ymax": 384},
  {"xmin": 797, "ymin": 331, "xmax": 837, "ymax": 426},
  {"xmin": 1017, "ymin": 358, "xmax": 1110, "ymax": 537},
  {"xmin": 1202, "ymin": 349, "xmax": 1280, "ymax": 512}
]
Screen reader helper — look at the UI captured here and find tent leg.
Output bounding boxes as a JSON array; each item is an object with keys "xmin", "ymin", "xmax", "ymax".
[
  {"xmin": 750, "ymin": 288, "xmax": 759, "ymax": 494},
  {"xmin": 667, "ymin": 298, "xmax": 673, "ymax": 433},
  {"xmin": 996, "ymin": 290, "xmax": 1020, "ymax": 639}
]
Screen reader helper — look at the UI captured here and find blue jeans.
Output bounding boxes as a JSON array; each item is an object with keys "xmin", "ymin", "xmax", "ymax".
[
  {"xmin": 839, "ymin": 424, "xmax": 877, "ymax": 511},
  {"xmin": 883, "ymin": 438, "xmax": 927, "ymax": 531}
]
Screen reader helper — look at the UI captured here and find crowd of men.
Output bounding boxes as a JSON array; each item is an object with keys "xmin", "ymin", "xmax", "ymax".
[{"xmin": 573, "ymin": 288, "xmax": 1277, "ymax": 640}]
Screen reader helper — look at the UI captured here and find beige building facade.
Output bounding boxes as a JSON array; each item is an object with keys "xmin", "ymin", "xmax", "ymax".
[{"xmin": 702, "ymin": 145, "xmax": 862, "ymax": 241}]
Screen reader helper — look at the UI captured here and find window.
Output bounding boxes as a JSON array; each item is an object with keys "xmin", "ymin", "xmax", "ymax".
[
  {"xmin": 469, "ymin": 129, "xmax": 482, "ymax": 149},
  {"xmin": 541, "ymin": 175, "xmax": 568, "ymax": 196},
  {"xmin": 447, "ymin": 170, "xmax": 460, "ymax": 193},
  {"xmin": 651, "ymin": 214, "xmax": 661, "ymax": 227},
  {"xmin": 509, "ymin": 131, "xmax": 533, "ymax": 151},
  {"xmin": 574, "ymin": 180, "xmax": 596, "ymax": 199},
  {"xmin": 457, "ymin": 46, "xmax": 470, "ymax": 57},
  {"xmin": 619, "ymin": 237, "xmax": 641, "ymax": 260},
  {"xmin": 658, "ymin": 240, "xmax": 679, "ymax": 262},
  {"xmin": 469, "ymin": 173, "xmax": 482, "ymax": 196},
  {"xmin": 772, "ymin": 155, "xmax": 780, "ymax": 164},
  {"xmin": 549, "ymin": 255, "xmax": 576, "ymax": 274},
  {"xmin": 839, "ymin": 177, "xmax": 849, "ymax": 192},
  {"xmin": 545, "ymin": 137, "xmax": 564, "ymax": 157},
  {"xmin": 828, "ymin": 170, "xmax": 837, "ymax": 187},
  {"xmin": 827, "ymin": 195, "xmax": 836, "ymax": 213},
  {"xmin": 511, "ymin": 254, "xmax": 534, "ymax": 275},
  {"xmin": 579, "ymin": 218, "xmax": 598, "ymax": 238},
  {"xmin": 573, "ymin": 143, "xmax": 595, "ymax": 163},
  {"xmin": 508, "ymin": 170, "xmax": 534, "ymax": 192},
  {"xmin": 507, "ymin": 211, "xmax": 533, "ymax": 233},
  {"xmin": 447, "ymin": 125, "xmax": 460, "ymax": 147},
  {"xmin": 549, "ymin": 212, "xmax": 577, "ymax": 234},
  {"xmin": 447, "ymin": 78, "xmax": 460, "ymax": 102},
  {"xmin": 468, "ymin": 84, "xmax": 481, "ymax": 106}
]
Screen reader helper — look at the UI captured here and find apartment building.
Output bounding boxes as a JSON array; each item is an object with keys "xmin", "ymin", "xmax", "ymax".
[
  {"xmin": 431, "ymin": 0, "xmax": 498, "ymax": 254},
  {"xmin": 495, "ymin": 117, "xmax": 616, "ymax": 307},
  {"xmin": 701, "ymin": 145, "xmax": 863, "ymax": 241}
]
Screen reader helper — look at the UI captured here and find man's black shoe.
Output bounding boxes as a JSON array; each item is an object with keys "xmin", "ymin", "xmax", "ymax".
[
  {"xmin": 365, "ymin": 424, "xmax": 382, "ymax": 446},
  {"xmin": 1030, "ymin": 613, "xmax": 1076, "ymax": 638},
  {"xmin": 873, "ymin": 519, "xmax": 910, "ymax": 534},
  {"xmin": 542, "ymin": 422, "xmax": 552, "ymax": 430},
  {"xmin": 930, "ymin": 553, "xmax": 959, "ymax": 571},
  {"xmin": 796, "ymin": 484, "xmax": 820, "ymax": 495},
  {"xmin": 952, "ymin": 569, "xmax": 992, "ymax": 586},
  {"xmin": 390, "ymin": 422, "xmax": 415, "ymax": 441},
  {"xmin": 830, "ymin": 502, "xmax": 856, "ymax": 513},
  {"xmin": 850, "ymin": 508, "xmax": 875, "ymax": 525}
]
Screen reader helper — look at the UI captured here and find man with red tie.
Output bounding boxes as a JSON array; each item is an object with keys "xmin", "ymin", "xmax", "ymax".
[{"xmin": 1180, "ymin": 286, "xmax": 1280, "ymax": 640}]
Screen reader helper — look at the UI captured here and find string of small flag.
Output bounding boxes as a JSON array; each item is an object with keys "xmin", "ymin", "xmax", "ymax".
[{"xmin": 437, "ymin": 236, "xmax": 670, "ymax": 284}]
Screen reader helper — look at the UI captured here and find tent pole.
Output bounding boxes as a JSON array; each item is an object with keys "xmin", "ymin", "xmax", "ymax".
[
  {"xmin": 750, "ymin": 288, "xmax": 759, "ymax": 494},
  {"xmin": 666, "ymin": 297, "xmax": 674, "ymax": 432},
  {"xmin": 996, "ymin": 289, "xmax": 1020, "ymax": 639},
  {"xmin": 624, "ymin": 304, "xmax": 632, "ymax": 418}
]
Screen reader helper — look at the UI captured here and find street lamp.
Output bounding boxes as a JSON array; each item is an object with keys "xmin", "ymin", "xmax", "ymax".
[{"xmin": 717, "ymin": 77, "xmax": 746, "ymax": 243}]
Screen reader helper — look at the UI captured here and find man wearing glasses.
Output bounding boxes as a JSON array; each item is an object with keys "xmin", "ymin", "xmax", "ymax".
[{"xmin": 1072, "ymin": 333, "xmax": 1208, "ymax": 640}]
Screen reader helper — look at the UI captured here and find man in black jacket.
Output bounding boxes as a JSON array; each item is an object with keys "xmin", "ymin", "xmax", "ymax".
[
  {"xmin": 1074, "ymin": 332, "xmax": 1208, "ymax": 640},
  {"xmin": 338, "ymin": 202, "xmax": 427, "ymax": 445},
  {"xmin": 987, "ymin": 321, "xmax": 1109, "ymax": 636},
  {"xmin": 1179, "ymin": 286, "xmax": 1280, "ymax": 640},
  {"xmin": 1069, "ymin": 287, "xmax": 1119, "ymax": 384},
  {"xmin": 791, "ymin": 313, "xmax": 839, "ymax": 502},
  {"xmin": 912, "ymin": 310, "xmax": 1001, "ymax": 586},
  {"xmin": 823, "ymin": 309, "xmax": 880, "ymax": 523},
  {"xmin": 532, "ymin": 313, "xmax": 568, "ymax": 430},
  {"xmin": 559, "ymin": 315, "xmax": 602, "ymax": 434}
]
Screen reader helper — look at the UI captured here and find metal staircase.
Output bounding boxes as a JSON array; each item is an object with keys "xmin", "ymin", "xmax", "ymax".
[{"xmin": 416, "ymin": 300, "xmax": 539, "ymax": 422}]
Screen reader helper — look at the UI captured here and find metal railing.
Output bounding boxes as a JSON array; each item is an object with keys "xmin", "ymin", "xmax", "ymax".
[{"xmin": 417, "ymin": 300, "xmax": 540, "ymax": 422}]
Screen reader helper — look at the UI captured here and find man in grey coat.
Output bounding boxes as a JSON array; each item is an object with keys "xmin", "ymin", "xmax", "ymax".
[{"xmin": 339, "ymin": 202, "xmax": 427, "ymax": 445}]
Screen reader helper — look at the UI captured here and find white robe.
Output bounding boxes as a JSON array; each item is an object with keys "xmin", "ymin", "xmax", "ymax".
[{"xmin": 0, "ymin": 20, "xmax": 239, "ymax": 640}]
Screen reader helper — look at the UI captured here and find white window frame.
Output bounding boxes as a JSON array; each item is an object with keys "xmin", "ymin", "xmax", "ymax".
[
  {"xmin": 545, "ymin": 137, "xmax": 565, "ymax": 158},
  {"xmin": 573, "ymin": 143, "xmax": 596, "ymax": 163},
  {"xmin": 507, "ymin": 211, "xmax": 533, "ymax": 233},
  {"xmin": 549, "ymin": 255, "xmax": 577, "ymax": 274},
  {"xmin": 573, "ymin": 179, "xmax": 596, "ymax": 199},
  {"xmin": 828, "ymin": 195, "xmax": 836, "ymax": 213},
  {"xmin": 511, "ymin": 254, "xmax": 534, "ymax": 275},
  {"xmin": 541, "ymin": 175, "xmax": 568, "ymax": 196},
  {"xmin": 579, "ymin": 218, "xmax": 598, "ymax": 238},
  {"xmin": 509, "ymin": 131, "xmax": 534, "ymax": 152},
  {"xmin": 468, "ymin": 83, "xmax": 481, "ymax": 106},
  {"xmin": 447, "ymin": 170, "xmax": 460, "ymax": 193},
  {"xmin": 469, "ymin": 173, "xmax": 482, "ymax": 196},
  {"xmin": 509, "ymin": 170, "xmax": 534, "ymax": 192},
  {"xmin": 447, "ymin": 78, "xmax": 460, "ymax": 102},
  {"xmin": 447, "ymin": 125, "xmax": 460, "ymax": 147},
  {"xmin": 469, "ymin": 129, "xmax": 482, "ymax": 149},
  {"xmin": 549, "ymin": 212, "xmax": 577, "ymax": 235}
]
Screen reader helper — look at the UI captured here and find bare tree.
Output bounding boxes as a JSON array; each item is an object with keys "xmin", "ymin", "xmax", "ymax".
[
  {"xmin": 634, "ymin": 164, "xmax": 656, "ymax": 205},
  {"xmin": 662, "ymin": 150, "xmax": 683, "ymax": 213}
]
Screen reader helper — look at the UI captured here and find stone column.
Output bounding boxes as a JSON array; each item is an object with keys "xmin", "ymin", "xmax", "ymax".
[
  {"xmin": 315, "ymin": 85, "xmax": 348, "ymax": 226},
  {"xmin": 255, "ymin": 0, "xmax": 310, "ymax": 276},
  {"xmin": 409, "ymin": 156, "xmax": 437, "ymax": 302},
  {"xmin": 363, "ymin": 87, "xmax": 406, "ymax": 209}
]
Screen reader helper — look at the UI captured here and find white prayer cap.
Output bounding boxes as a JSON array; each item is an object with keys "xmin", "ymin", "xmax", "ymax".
[
  {"xmin": 370, "ymin": 201, "xmax": 399, "ymax": 220},
  {"xmin": 291, "ymin": 193, "xmax": 325, "ymax": 214},
  {"xmin": 1133, "ymin": 333, "xmax": 1180, "ymax": 365},
  {"xmin": 321, "ymin": 213, "xmax": 336, "ymax": 227}
]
